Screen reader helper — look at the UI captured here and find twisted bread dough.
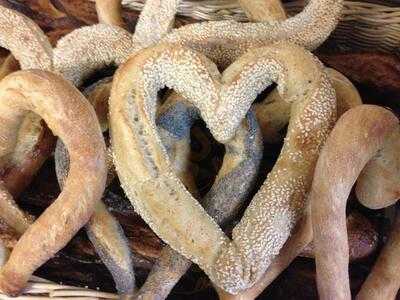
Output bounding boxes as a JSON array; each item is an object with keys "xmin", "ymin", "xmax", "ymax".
[
  {"xmin": 54, "ymin": 0, "xmax": 180, "ymax": 86},
  {"xmin": 0, "ymin": 8, "xmax": 135, "ymax": 295},
  {"xmin": 56, "ymin": 139, "xmax": 135, "ymax": 297},
  {"xmin": 54, "ymin": 78, "xmax": 135, "ymax": 298},
  {"xmin": 311, "ymin": 105, "xmax": 399, "ymax": 300},
  {"xmin": 55, "ymin": 79, "xmax": 255, "ymax": 298},
  {"xmin": 138, "ymin": 66, "xmax": 361, "ymax": 300},
  {"xmin": 215, "ymin": 6, "xmax": 358, "ymax": 295},
  {"xmin": 0, "ymin": 70, "xmax": 106, "ymax": 296},
  {"xmin": 55, "ymin": 0, "xmax": 343, "ymax": 85},
  {"xmin": 52, "ymin": 1, "xmax": 181, "ymax": 292},
  {"xmin": 162, "ymin": 0, "xmax": 343, "ymax": 68},
  {"xmin": 53, "ymin": 0, "xmax": 181, "ymax": 291},
  {"xmin": 133, "ymin": 0, "xmax": 180, "ymax": 48},
  {"xmin": 0, "ymin": 5, "xmax": 54, "ymax": 240},
  {"xmin": 110, "ymin": 42, "xmax": 336, "ymax": 293}
]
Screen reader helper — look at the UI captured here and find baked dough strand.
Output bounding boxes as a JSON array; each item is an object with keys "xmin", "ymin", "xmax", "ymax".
[
  {"xmin": 0, "ymin": 70, "xmax": 106, "ymax": 296},
  {"xmin": 311, "ymin": 105, "xmax": 399, "ymax": 300},
  {"xmin": 110, "ymin": 42, "xmax": 336, "ymax": 293}
]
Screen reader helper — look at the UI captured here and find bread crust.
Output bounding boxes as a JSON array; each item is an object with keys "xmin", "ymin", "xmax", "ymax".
[
  {"xmin": 136, "ymin": 94, "xmax": 263, "ymax": 299},
  {"xmin": 110, "ymin": 42, "xmax": 336, "ymax": 293},
  {"xmin": 311, "ymin": 105, "xmax": 399, "ymax": 300},
  {"xmin": 0, "ymin": 70, "xmax": 106, "ymax": 296}
]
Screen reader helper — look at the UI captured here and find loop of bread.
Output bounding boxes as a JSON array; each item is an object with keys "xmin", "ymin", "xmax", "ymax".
[
  {"xmin": 110, "ymin": 41, "xmax": 336, "ymax": 293},
  {"xmin": 221, "ymin": 67, "xmax": 362, "ymax": 300},
  {"xmin": 54, "ymin": 0, "xmax": 180, "ymax": 87},
  {"xmin": 162, "ymin": 0, "xmax": 343, "ymax": 68},
  {"xmin": 310, "ymin": 105, "xmax": 400, "ymax": 300},
  {"xmin": 54, "ymin": 78, "xmax": 135, "ymax": 297},
  {"xmin": 50, "ymin": 1, "xmax": 182, "ymax": 296},
  {"xmin": 68, "ymin": 78, "xmax": 262, "ymax": 298},
  {"xmin": 0, "ymin": 6, "xmax": 55, "ymax": 246},
  {"xmin": 355, "ymin": 128, "xmax": 400, "ymax": 209},
  {"xmin": 0, "ymin": 70, "xmax": 106, "ymax": 296},
  {"xmin": 255, "ymin": 68, "xmax": 362, "ymax": 143},
  {"xmin": 136, "ymin": 94, "xmax": 263, "ymax": 299},
  {"xmin": 0, "ymin": 5, "xmax": 136, "ymax": 297},
  {"xmin": 56, "ymin": 139, "xmax": 135, "ymax": 296},
  {"xmin": 54, "ymin": 0, "xmax": 343, "ymax": 87},
  {"xmin": 54, "ymin": 24, "xmax": 134, "ymax": 86}
]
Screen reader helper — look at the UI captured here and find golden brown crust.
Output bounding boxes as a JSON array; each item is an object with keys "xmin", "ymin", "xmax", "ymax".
[
  {"xmin": 224, "ymin": 67, "xmax": 362, "ymax": 298},
  {"xmin": 53, "ymin": 23, "xmax": 133, "ymax": 86},
  {"xmin": 0, "ymin": 8, "xmax": 54, "ymax": 194},
  {"xmin": 110, "ymin": 42, "xmax": 335, "ymax": 293},
  {"xmin": 0, "ymin": 6, "xmax": 56, "ymax": 244},
  {"xmin": 217, "ymin": 209, "xmax": 313, "ymax": 300},
  {"xmin": 238, "ymin": 0, "xmax": 286, "ymax": 22},
  {"xmin": 0, "ymin": 53, "xmax": 56, "ymax": 201},
  {"xmin": 95, "ymin": 0, "xmax": 125, "ymax": 28},
  {"xmin": 54, "ymin": 78, "xmax": 135, "ymax": 297},
  {"xmin": 311, "ymin": 105, "xmax": 399, "ymax": 300},
  {"xmin": 355, "ymin": 128, "xmax": 400, "ymax": 209},
  {"xmin": 55, "ymin": 0, "xmax": 342, "ymax": 86},
  {"xmin": 55, "ymin": 138, "xmax": 135, "ymax": 297},
  {"xmin": 0, "ymin": 70, "xmax": 106, "ymax": 296}
]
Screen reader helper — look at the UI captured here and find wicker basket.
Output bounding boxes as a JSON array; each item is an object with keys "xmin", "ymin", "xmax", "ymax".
[
  {"xmin": 124, "ymin": 0, "xmax": 400, "ymax": 54},
  {"xmin": 1, "ymin": 0, "xmax": 400, "ymax": 299}
]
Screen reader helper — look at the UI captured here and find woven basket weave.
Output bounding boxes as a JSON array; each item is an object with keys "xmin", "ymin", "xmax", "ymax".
[
  {"xmin": 124, "ymin": 0, "xmax": 400, "ymax": 54},
  {"xmin": 2, "ymin": 0, "xmax": 400, "ymax": 299}
]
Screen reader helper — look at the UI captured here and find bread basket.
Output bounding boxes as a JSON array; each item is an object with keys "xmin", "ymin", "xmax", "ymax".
[{"xmin": 0, "ymin": 0, "xmax": 399, "ymax": 299}]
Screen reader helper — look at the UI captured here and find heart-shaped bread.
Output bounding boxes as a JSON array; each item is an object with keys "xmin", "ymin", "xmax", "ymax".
[{"xmin": 110, "ymin": 41, "xmax": 336, "ymax": 293}]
